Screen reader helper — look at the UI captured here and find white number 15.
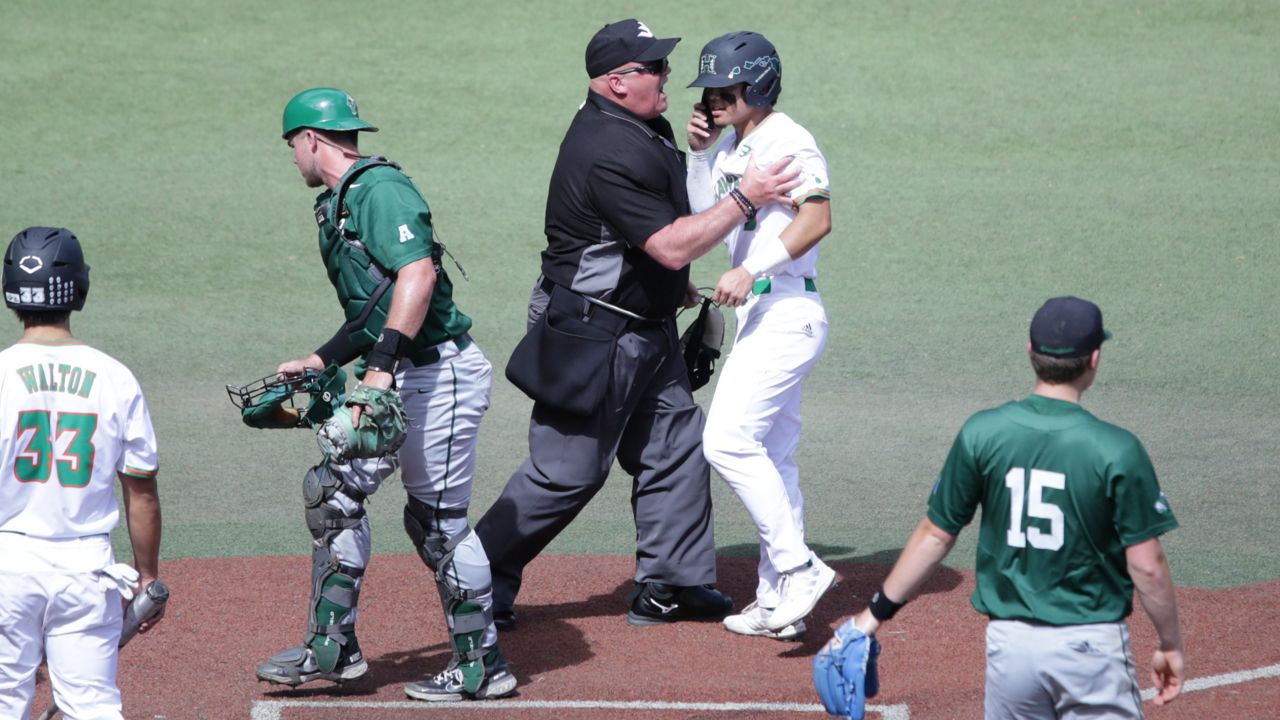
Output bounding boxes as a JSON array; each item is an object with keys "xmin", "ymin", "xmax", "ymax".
[{"xmin": 1004, "ymin": 468, "xmax": 1064, "ymax": 551}]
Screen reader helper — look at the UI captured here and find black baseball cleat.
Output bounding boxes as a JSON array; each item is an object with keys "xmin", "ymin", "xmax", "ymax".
[
  {"xmin": 494, "ymin": 608, "xmax": 517, "ymax": 631},
  {"xmin": 626, "ymin": 583, "xmax": 733, "ymax": 626}
]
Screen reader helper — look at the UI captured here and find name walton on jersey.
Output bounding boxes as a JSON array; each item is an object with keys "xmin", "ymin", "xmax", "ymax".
[{"xmin": 13, "ymin": 362, "xmax": 97, "ymax": 397}]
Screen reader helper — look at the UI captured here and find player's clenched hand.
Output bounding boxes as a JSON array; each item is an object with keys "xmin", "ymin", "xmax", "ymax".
[
  {"xmin": 686, "ymin": 103, "xmax": 720, "ymax": 152},
  {"xmin": 713, "ymin": 267, "xmax": 754, "ymax": 307},
  {"xmin": 350, "ymin": 370, "xmax": 393, "ymax": 426},
  {"xmin": 136, "ymin": 575, "xmax": 165, "ymax": 633},
  {"xmin": 277, "ymin": 354, "xmax": 325, "ymax": 378},
  {"xmin": 738, "ymin": 154, "xmax": 801, "ymax": 209},
  {"xmin": 1150, "ymin": 649, "xmax": 1185, "ymax": 706}
]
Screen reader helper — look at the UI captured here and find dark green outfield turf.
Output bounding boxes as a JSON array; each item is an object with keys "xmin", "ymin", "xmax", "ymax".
[{"xmin": 2, "ymin": 1, "xmax": 1276, "ymax": 587}]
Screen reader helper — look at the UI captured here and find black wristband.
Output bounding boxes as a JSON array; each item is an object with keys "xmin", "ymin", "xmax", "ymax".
[
  {"xmin": 314, "ymin": 327, "xmax": 360, "ymax": 368},
  {"xmin": 868, "ymin": 586, "xmax": 906, "ymax": 622},
  {"xmin": 729, "ymin": 188, "xmax": 757, "ymax": 221},
  {"xmin": 365, "ymin": 328, "xmax": 408, "ymax": 374}
]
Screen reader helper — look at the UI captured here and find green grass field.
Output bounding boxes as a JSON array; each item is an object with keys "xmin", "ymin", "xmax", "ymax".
[{"xmin": 3, "ymin": 0, "xmax": 1276, "ymax": 588}]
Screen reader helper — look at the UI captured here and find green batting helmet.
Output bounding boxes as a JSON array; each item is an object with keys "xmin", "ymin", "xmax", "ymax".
[{"xmin": 281, "ymin": 88, "xmax": 379, "ymax": 139}]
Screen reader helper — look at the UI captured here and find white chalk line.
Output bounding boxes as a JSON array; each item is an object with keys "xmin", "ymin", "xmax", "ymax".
[
  {"xmin": 250, "ymin": 699, "xmax": 908, "ymax": 720},
  {"xmin": 1139, "ymin": 661, "xmax": 1280, "ymax": 700},
  {"xmin": 250, "ymin": 662, "xmax": 1280, "ymax": 719}
]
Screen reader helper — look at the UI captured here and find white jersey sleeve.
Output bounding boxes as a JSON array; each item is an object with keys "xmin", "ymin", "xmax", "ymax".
[
  {"xmin": 119, "ymin": 388, "xmax": 159, "ymax": 480},
  {"xmin": 775, "ymin": 128, "xmax": 830, "ymax": 207},
  {"xmin": 685, "ymin": 148, "xmax": 717, "ymax": 214}
]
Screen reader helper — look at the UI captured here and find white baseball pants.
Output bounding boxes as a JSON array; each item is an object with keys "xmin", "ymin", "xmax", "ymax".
[
  {"xmin": 703, "ymin": 281, "xmax": 828, "ymax": 607},
  {"xmin": 0, "ymin": 567, "xmax": 125, "ymax": 720}
]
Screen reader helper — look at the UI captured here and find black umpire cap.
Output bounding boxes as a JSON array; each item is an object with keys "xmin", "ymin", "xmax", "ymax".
[{"xmin": 585, "ymin": 19, "xmax": 679, "ymax": 77}]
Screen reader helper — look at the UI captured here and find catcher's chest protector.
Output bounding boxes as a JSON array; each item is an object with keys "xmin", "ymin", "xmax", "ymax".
[{"xmin": 315, "ymin": 159, "xmax": 399, "ymax": 345}]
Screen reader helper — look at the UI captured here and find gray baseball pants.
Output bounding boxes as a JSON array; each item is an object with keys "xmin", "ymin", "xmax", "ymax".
[
  {"xmin": 475, "ymin": 293, "xmax": 718, "ymax": 612},
  {"xmin": 985, "ymin": 619, "xmax": 1144, "ymax": 719}
]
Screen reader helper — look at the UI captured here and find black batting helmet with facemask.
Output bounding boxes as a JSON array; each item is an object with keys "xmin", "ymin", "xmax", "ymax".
[
  {"xmin": 3, "ymin": 227, "xmax": 91, "ymax": 312},
  {"xmin": 688, "ymin": 31, "xmax": 782, "ymax": 107}
]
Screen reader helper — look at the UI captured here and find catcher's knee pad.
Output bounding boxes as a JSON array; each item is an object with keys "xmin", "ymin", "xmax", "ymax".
[
  {"xmin": 304, "ymin": 463, "xmax": 367, "ymax": 545},
  {"xmin": 403, "ymin": 497, "xmax": 493, "ymax": 596},
  {"xmin": 307, "ymin": 545, "xmax": 364, "ymax": 673}
]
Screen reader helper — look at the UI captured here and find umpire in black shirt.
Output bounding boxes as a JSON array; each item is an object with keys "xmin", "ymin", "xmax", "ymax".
[{"xmin": 476, "ymin": 18, "xmax": 800, "ymax": 628}]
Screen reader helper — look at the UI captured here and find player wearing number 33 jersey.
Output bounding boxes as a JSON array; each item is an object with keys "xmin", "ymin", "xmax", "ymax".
[
  {"xmin": 0, "ymin": 338, "xmax": 157, "ymax": 536},
  {"xmin": 823, "ymin": 297, "xmax": 1185, "ymax": 720},
  {"xmin": 1, "ymin": 226, "xmax": 162, "ymax": 720}
]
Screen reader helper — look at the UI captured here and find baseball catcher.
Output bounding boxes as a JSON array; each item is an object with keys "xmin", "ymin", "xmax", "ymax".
[
  {"xmin": 813, "ymin": 618, "xmax": 880, "ymax": 720},
  {"xmin": 231, "ymin": 88, "xmax": 515, "ymax": 702}
]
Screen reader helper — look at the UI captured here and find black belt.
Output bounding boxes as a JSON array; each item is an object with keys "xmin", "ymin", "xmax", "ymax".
[
  {"xmin": 539, "ymin": 278, "xmax": 667, "ymax": 331},
  {"xmin": 403, "ymin": 333, "xmax": 472, "ymax": 367}
]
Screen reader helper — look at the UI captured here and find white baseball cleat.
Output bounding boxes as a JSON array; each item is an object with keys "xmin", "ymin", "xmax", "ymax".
[
  {"xmin": 723, "ymin": 601, "xmax": 806, "ymax": 640},
  {"xmin": 767, "ymin": 556, "xmax": 836, "ymax": 631}
]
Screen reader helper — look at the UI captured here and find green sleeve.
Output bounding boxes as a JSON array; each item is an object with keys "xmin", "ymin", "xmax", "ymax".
[
  {"xmin": 927, "ymin": 423, "xmax": 984, "ymax": 535},
  {"xmin": 1109, "ymin": 435, "xmax": 1179, "ymax": 546},
  {"xmin": 355, "ymin": 180, "xmax": 433, "ymax": 273}
]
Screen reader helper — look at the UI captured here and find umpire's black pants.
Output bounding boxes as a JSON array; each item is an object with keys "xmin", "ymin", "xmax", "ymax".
[{"xmin": 475, "ymin": 300, "xmax": 718, "ymax": 611}]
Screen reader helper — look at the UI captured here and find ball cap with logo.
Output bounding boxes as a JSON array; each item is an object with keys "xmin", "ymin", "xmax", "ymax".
[
  {"xmin": 1029, "ymin": 296, "xmax": 1113, "ymax": 358},
  {"xmin": 585, "ymin": 19, "xmax": 680, "ymax": 77}
]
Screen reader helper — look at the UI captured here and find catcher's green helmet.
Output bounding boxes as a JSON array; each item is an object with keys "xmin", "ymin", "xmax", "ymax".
[{"xmin": 282, "ymin": 87, "xmax": 379, "ymax": 139}]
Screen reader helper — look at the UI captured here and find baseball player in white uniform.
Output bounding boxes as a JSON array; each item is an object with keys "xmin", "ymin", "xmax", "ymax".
[
  {"xmin": 0, "ymin": 227, "xmax": 163, "ymax": 719},
  {"xmin": 685, "ymin": 32, "xmax": 837, "ymax": 640}
]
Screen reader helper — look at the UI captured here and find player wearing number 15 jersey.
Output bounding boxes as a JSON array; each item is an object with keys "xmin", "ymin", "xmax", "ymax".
[
  {"xmin": 821, "ymin": 297, "xmax": 1185, "ymax": 719},
  {"xmin": 0, "ymin": 227, "xmax": 162, "ymax": 720}
]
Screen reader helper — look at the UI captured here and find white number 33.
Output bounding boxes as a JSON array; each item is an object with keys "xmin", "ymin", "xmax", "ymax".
[{"xmin": 1004, "ymin": 467, "xmax": 1065, "ymax": 551}]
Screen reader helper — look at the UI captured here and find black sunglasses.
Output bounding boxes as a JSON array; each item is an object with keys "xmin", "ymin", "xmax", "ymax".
[
  {"xmin": 611, "ymin": 58, "xmax": 669, "ymax": 76},
  {"xmin": 705, "ymin": 87, "xmax": 741, "ymax": 104}
]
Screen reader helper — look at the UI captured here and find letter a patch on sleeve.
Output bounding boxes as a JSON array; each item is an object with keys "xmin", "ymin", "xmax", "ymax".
[{"xmin": 398, "ymin": 224, "xmax": 415, "ymax": 243}]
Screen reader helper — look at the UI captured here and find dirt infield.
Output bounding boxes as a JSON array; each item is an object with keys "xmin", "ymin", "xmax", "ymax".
[{"xmin": 32, "ymin": 554, "xmax": 1280, "ymax": 719}]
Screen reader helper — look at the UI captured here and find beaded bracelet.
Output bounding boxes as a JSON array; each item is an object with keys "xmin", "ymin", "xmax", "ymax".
[{"xmin": 729, "ymin": 188, "xmax": 757, "ymax": 221}]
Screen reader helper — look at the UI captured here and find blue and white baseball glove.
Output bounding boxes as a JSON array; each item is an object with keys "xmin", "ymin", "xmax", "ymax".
[{"xmin": 813, "ymin": 619, "xmax": 881, "ymax": 720}]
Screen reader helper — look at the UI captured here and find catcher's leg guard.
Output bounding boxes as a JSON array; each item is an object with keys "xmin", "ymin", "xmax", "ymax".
[
  {"xmin": 304, "ymin": 463, "xmax": 368, "ymax": 673},
  {"xmin": 404, "ymin": 496, "xmax": 495, "ymax": 694},
  {"xmin": 257, "ymin": 463, "xmax": 371, "ymax": 687}
]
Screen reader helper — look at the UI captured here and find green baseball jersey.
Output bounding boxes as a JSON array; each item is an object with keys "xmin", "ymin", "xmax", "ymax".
[
  {"xmin": 927, "ymin": 394, "xmax": 1178, "ymax": 626},
  {"xmin": 314, "ymin": 158, "xmax": 471, "ymax": 356}
]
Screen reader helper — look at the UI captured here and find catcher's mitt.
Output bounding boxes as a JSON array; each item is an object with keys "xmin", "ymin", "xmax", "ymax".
[
  {"xmin": 316, "ymin": 384, "xmax": 409, "ymax": 463},
  {"xmin": 679, "ymin": 295, "xmax": 725, "ymax": 391},
  {"xmin": 227, "ymin": 365, "xmax": 347, "ymax": 429},
  {"xmin": 813, "ymin": 619, "xmax": 881, "ymax": 720}
]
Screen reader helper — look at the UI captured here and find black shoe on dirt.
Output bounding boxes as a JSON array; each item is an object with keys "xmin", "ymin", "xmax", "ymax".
[
  {"xmin": 626, "ymin": 583, "xmax": 733, "ymax": 626},
  {"xmin": 494, "ymin": 608, "xmax": 517, "ymax": 631}
]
